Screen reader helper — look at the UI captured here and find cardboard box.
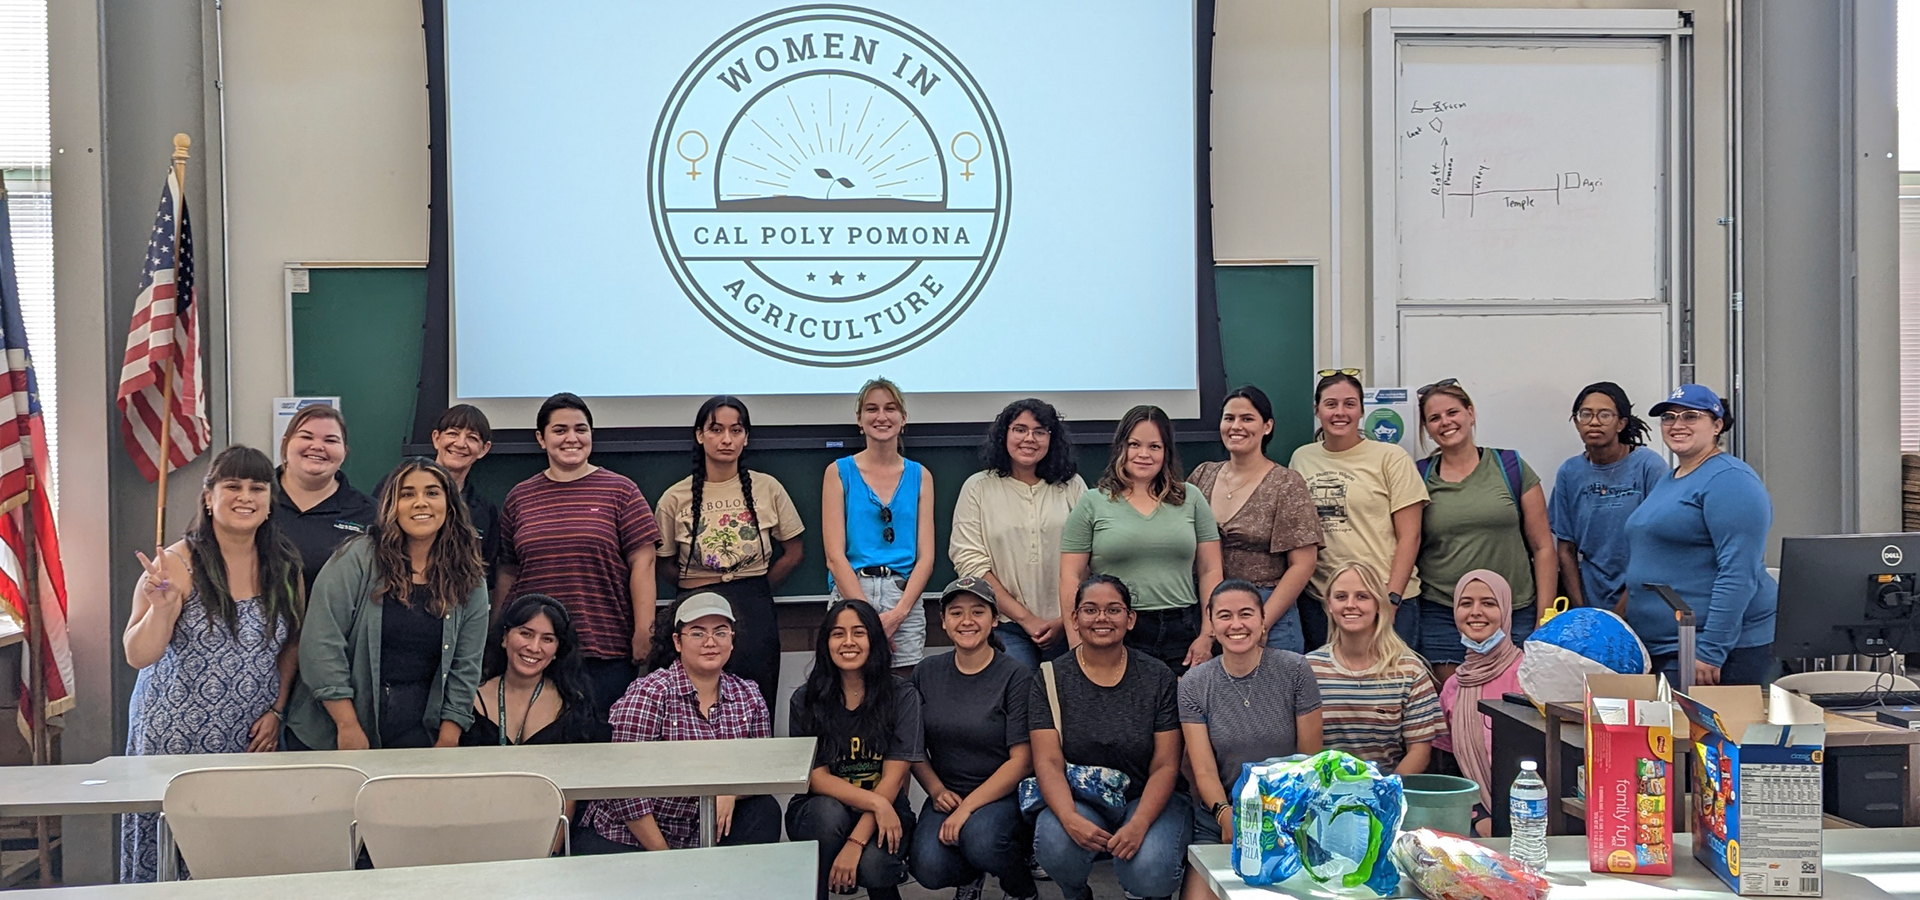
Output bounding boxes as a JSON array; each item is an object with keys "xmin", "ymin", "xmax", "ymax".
[
  {"xmin": 1675, "ymin": 686, "xmax": 1827, "ymax": 897},
  {"xmin": 1584, "ymin": 674, "xmax": 1679, "ymax": 875}
]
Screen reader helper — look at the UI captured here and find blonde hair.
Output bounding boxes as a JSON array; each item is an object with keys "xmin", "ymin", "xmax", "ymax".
[
  {"xmin": 855, "ymin": 377, "xmax": 907, "ymax": 418},
  {"xmin": 1322, "ymin": 562, "xmax": 1415, "ymax": 677}
]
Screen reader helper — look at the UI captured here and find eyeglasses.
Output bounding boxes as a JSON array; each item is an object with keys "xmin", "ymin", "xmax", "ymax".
[
  {"xmin": 1659, "ymin": 410, "xmax": 1714, "ymax": 427},
  {"xmin": 1317, "ymin": 367, "xmax": 1362, "ymax": 378},
  {"xmin": 1075, "ymin": 604, "xmax": 1130, "ymax": 619},
  {"xmin": 878, "ymin": 505, "xmax": 894, "ymax": 543},
  {"xmin": 1573, "ymin": 410, "xmax": 1619, "ymax": 424},
  {"xmin": 1417, "ymin": 378, "xmax": 1459, "ymax": 398},
  {"xmin": 682, "ymin": 625, "xmax": 734, "ymax": 642}
]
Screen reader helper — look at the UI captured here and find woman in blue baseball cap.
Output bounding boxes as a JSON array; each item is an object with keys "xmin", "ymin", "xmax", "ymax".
[{"xmin": 1620, "ymin": 385, "xmax": 1778, "ymax": 686}]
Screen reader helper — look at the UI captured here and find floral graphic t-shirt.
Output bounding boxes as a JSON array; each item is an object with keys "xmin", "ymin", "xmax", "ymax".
[{"xmin": 654, "ymin": 472, "xmax": 806, "ymax": 581}]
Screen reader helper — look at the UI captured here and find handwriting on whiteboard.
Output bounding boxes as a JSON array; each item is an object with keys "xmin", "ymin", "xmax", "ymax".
[{"xmin": 1406, "ymin": 103, "xmax": 1605, "ymax": 219}]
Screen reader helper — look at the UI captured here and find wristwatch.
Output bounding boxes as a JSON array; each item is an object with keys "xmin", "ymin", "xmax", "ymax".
[
  {"xmin": 1211, "ymin": 801, "xmax": 1232, "ymax": 818},
  {"xmin": 1387, "ymin": 591, "xmax": 1403, "ymax": 607}
]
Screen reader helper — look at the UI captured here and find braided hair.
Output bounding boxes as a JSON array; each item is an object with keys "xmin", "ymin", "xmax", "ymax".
[{"xmin": 687, "ymin": 396, "xmax": 767, "ymax": 575}]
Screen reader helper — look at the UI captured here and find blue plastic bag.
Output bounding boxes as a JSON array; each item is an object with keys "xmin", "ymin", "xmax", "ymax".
[{"xmin": 1229, "ymin": 750, "xmax": 1407, "ymax": 896}]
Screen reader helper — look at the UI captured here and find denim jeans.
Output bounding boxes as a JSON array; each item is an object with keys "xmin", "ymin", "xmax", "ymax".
[
  {"xmin": 1259, "ymin": 585, "xmax": 1306, "ymax": 654},
  {"xmin": 1126, "ymin": 606, "xmax": 1201, "ymax": 674},
  {"xmin": 909, "ymin": 795, "xmax": 1035, "ymax": 895},
  {"xmin": 1653, "ymin": 644, "xmax": 1775, "ymax": 687},
  {"xmin": 1033, "ymin": 794, "xmax": 1191, "ymax": 900},
  {"xmin": 994, "ymin": 621, "xmax": 1069, "ymax": 671},
  {"xmin": 785, "ymin": 793, "xmax": 914, "ymax": 899}
]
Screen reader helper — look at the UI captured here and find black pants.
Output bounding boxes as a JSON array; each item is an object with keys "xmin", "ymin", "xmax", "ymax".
[
  {"xmin": 683, "ymin": 577, "xmax": 780, "ymax": 713},
  {"xmin": 1299, "ymin": 594, "xmax": 1328, "ymax": 651},
  {"xmin": 584, "ymin": 657, "xmax": 640, "ymax": 725},
  {"xmin": 786, "ymin": 793, "xmax": 914, "ymax": 899},
  {"xmin": 570, "ymin": 794, "xmax": 782, "ymax": 853},
  {"xmin": 378, "ymin": 680, "xmax": 433, "ymax": 748},
  {"xmin": 1126, "ymin": 605, "xmax": 1201, "ymax": 675}
]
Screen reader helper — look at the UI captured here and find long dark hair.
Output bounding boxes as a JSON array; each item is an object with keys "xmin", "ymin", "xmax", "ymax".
[
  {"xmin": 1571, "ymin": 381, "xmax": 1652, "ymax": 449},
  {"xmin": 367, "ymin": 458, "xmax": 484, "ymax": 617},
  {"xmin": 686, "ymin": 396, "xmax": 765, "ymax": 573},
  {"xmin": 186, "ymin": 445, "xmax": 305, "ymax": 637},
  {"xmin": 1222, "ymin": 384, "xmax": 1276, "ymax": 451},
  {"xmin": 483, "ymin": 594, "xmax": 597, "ymax": 739},
  {"xmin": 795, "ymin": 599, "xmax": 898, "ymax": 758},
  {"xmin": 1096, "ymin": 405, "xmax": 1186, "ymax": 505},
  {"xmin": 980, "ymin": 398, "xmax": 1077, "ymax": 484}
]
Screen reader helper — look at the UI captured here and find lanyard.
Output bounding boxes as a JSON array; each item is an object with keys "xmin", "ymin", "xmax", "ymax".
[{"xmin": 497, "ymin": 677, "xmax": 546, "ymax": 746}]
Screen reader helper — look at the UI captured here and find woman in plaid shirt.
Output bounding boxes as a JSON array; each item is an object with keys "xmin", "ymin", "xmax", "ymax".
[{"xmin": 575, "ymin": 593, "xmax": 780, "ymax": 852}]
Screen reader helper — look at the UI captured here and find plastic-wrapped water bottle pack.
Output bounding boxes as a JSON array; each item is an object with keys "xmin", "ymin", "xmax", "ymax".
[{"xmin": 1229, "ymin": 750, "xmax": 1407, "ymax": 896}]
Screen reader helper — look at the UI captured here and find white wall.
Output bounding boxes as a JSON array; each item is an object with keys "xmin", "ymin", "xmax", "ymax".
[{"xmin": 220, "ymin": 0, "xmax": 429, "ymax": 450}]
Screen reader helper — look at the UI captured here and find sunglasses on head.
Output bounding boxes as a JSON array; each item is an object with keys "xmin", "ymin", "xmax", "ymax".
[
  {"xmin": 1416, "ymin": 377, "xmax": 1460, "ymax": 398},
  {"xmin": 1317, "ymin": 367, "xmax": 1362, "ymax": 378}
]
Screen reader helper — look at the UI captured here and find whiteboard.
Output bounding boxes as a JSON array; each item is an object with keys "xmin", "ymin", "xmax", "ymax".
[
  {"xmin": 1399, "ymin": 307, "xmax": 1670, "ymax": 497},
  {"xmin": 1394, "ymin": 41, "xmax": 1667, "ymax": 303}
]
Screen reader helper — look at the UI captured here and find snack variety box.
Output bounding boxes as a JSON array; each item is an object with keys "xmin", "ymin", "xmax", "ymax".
[
  {"xmin": 1583, "ymin": 673, "xmax": 1678, "ymax": 875},
  {"xmin": 1675, "ymin": 685, "xmax": 1827, "ymax": 897}
]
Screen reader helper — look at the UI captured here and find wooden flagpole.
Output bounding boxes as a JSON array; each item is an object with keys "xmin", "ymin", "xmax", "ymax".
[{"xmin": 153, "ymin": 134, "xmax": 189, "ymax": 549}]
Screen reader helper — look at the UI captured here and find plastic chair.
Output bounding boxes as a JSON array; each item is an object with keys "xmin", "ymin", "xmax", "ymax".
[
  {"xmin": 160, "ymin": 764, "xmax": 367, "ymax": 880},
  {"xmin": 1775, "ymin": 670, "xmax": 1920, "ymax": 695},
  {"xmin": 353, "ymin": 772, "xmax": 568, "ymax": 868}
]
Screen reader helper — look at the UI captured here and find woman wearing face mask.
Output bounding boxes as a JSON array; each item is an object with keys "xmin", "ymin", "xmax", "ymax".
[
  {"xmin": 1179, "ymin": 579, "xmax": 1321, "ymax": 893},
  {"xmin": 271, "ymin": 405, "xmax": 376, "ymax": 593},
  {"xmin": 908, "ymin": 578, "xmax": 1037, "ymax": 900},
  {"xmin": 787, "ymin": 599, "xmax": 924, "ymax": 900},
  {"xmin": 823, "ymin": 378, "xmax": 936, "ymax": 673},
  {"xmin": 1059, "ymin": 405, "xmax": 1223, "ymax": 673},
  {"xmin": 1190, "ymin": 386, "xmax": 1322, "ymax": 653},
  {"xmin": 656, "ymin": 396, "xmax": 806, "ymax": 710},
  {"xmin": 1623, "ymin": 385, "xmax": 1778, "ymax": 686},
  {"xmin": 287, "ymin": 458, "xmax": 490, "ymax": 751},
  {"xmin": 464, "ymin": 593, "xmax": 604, "ymax": 747},
  {"xmin": 497, "ymin": 393, "xmax": 662, "ymax": 724},
  {"xmin": 1410, "ymin": 380, "xmax": 1555, "ymax": 677},
  {"xmin": 1434, "ymin": 571, "xmax": 1524, "ymax": 837},
  {"xmin": 1305, "ymin": 563, "xmax": 1444, "ymax": 776},
  {"xmin": 580, "ymin": 594, "xmax": 782, "ymax": 853},
  {"xmin": 1029, "ymin": 575, "xmax": 1187, "ymax": 900},
  {"xmin": 121, "ymin": 446, "xmax": 306, "ymax": 882},
  {"xmin": 1289, "ymin": 372, "xmax": 1427, "ymax": 652},
  {"xmin": 1550, "ymin": 383, "xmax": 1665, "ymax": 612},
  {"xmin": 950, "ymin": 398, "xmax": 1086, "ymax": 669}
]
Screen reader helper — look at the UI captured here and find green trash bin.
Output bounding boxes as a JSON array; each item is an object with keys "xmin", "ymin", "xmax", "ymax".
[{"xmin": 1400, "ymin": 774, "xmax": 1479, "ymax": 837}]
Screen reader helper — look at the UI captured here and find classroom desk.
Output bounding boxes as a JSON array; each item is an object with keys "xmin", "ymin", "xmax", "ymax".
[
  {"xmin": 24, "ymin": 838, "xmax": 818, "ymax": 899},
  {"xmin": 0, "ymin": 737, "xmax": 814, "ymax": 877},
  {"xmin": 1189, "ymin": 828, "xmax": 1920, "ymax": 899}
]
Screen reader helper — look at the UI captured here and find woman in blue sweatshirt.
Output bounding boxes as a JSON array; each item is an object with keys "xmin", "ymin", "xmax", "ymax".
[{"xmin": 1621, "ymin": 385, "xmax": 1777, "ymax": 686}]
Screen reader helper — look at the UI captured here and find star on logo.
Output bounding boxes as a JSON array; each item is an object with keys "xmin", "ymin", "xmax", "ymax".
[{"xmin": 829, "ymin": 272, "xmax": 844, "ymax": 286}]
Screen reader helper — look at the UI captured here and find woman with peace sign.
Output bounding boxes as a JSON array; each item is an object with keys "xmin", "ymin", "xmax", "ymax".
[{"xmin": 120, "ymin": 446, "xmax": 307, "ymax": 882}]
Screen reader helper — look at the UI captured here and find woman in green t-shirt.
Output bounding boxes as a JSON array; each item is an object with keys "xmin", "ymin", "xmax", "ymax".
[
  {"xmin": 1412, "ymin": 380, "xmax": 1557, "ymax": 680},
  {"xmin": 1058, "ymin": 405, "xmax": 1222, "ymax": 673}
]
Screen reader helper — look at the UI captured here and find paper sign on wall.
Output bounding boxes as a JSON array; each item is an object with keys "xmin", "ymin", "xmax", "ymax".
[{"xmin": 1363, "ymin": 388, "xmax": 1419, "ymax": 450}]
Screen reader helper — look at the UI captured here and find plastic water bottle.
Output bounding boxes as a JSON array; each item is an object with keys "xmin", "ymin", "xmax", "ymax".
[
  {"xmin": 1234, "ymin": 765, "xmax": 1266, "ymax": 877},
  {"xmin": 1510, "ymin": 760, "xmax": 1550, "ymax": 874}
]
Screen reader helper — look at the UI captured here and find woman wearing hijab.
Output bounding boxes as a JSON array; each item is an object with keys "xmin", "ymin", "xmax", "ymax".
[{"xmin": 1434, "ymin": 569, "xmax": 1524, "ymax": 836}]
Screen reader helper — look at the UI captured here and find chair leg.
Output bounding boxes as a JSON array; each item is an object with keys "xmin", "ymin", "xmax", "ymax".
[
  {"xmin": 157, "ymin": 813, "xmax": 175, "ymax": 882},
  {"xmin": 560, "ymin": 815, "xmax": 571, "ymax": 857}
]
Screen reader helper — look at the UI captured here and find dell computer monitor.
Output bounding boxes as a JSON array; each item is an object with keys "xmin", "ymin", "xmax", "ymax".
[{"xmin": 1775, "ymin": 533, "xmax": 1920, "ymax": 660}]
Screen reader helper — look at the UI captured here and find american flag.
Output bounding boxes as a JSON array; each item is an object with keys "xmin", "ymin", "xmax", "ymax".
[
  {"xmin": 0, "ymin": 188, "xmax": 73, "ymax": 724},
  {"xmin": 116, "ymin": 169, "xmax": 210, "ymax": 481}
]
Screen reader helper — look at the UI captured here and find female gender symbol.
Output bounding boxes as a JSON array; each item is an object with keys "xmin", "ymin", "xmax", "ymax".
[
  {"xmin": 677, "ymin": 131, "xmax": 709, "ymax": 181},
  {"xmin": 950, "ymin": 132, "xmax": 982, "ymax": 181}
]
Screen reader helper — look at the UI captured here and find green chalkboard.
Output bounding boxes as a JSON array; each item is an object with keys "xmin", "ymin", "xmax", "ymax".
[
  {"xmin": 289, "ymin": 267, "xmax": 429, "ymax": 493},
  {"xmin": 291, "ymin": 264, "xmax": 1314, "ymax": 596}
]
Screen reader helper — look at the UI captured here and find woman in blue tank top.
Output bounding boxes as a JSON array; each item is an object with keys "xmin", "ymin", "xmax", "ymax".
[{"xmin": 823, "ymin": 378, "xmax": 936, "ymax": 671}]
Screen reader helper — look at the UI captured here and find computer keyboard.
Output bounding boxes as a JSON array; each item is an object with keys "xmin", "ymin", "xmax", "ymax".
[{"xmin": 1806, "ymin": 690, "xmax": 1920, "ymax": 709}]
